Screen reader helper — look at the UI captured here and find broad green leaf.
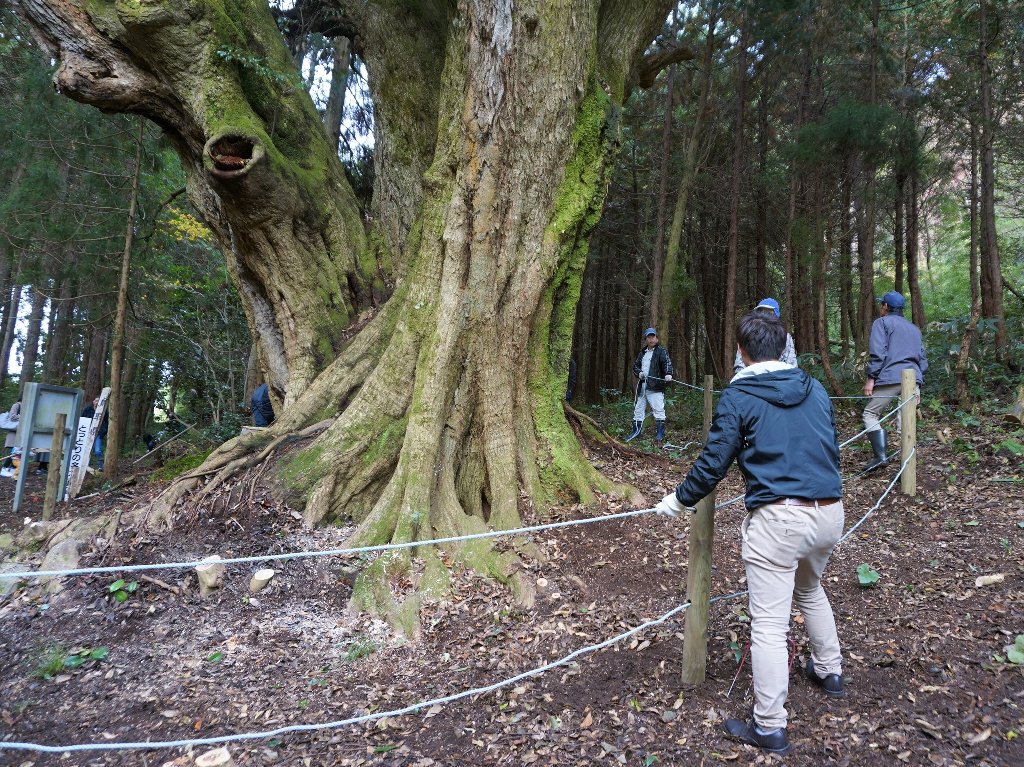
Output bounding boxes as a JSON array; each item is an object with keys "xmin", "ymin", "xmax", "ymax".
[{"xmin": 857, "ymin": 564, "xmax": 879, "ymax": 586}]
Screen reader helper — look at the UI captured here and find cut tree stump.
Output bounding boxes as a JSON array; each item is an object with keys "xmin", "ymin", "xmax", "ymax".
[
  {"xmin": 248, "ymin": 568, "xmax": 275, "ymax": 593},
  {"xmin": 196, "ymin": 556, "xmax": 225, "ymax": 599}
]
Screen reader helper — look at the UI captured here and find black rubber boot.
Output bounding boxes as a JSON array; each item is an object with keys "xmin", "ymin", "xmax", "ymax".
[
  {"xmin": 804, "ymin": 658, "xmax": 845, "ymax": 698},
  {"xmin": 655, "ymin": 420, "xmax": 666, "ymax": 442},
  {"xmin": 723, "ymin": 718, "xmax": 791, "ymax": 755},
  {"xmin": 625, "ymin": 420, "xmax": 643, "ymax": 442},
  {"xmin": 864, "ymin": 429, "xmax": 888, "ymax": 471}
]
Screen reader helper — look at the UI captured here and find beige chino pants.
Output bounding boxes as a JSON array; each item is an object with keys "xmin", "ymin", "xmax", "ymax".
[{"xmin": 741, "ymin": 500, "xmax": 845, "ymax": 730}]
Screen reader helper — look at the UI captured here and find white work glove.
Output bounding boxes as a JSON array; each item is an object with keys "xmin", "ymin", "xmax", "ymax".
[
  {"xmin": 638, "ymin": 373, "xmax": 646, "ymax": 381},
  {"xmin": 655, "ymin": 492, "xmax": 690, "ymax": 518},
  {"xmin": 664, "ymin": 374, "xmax": 672, "ymax": 381}
]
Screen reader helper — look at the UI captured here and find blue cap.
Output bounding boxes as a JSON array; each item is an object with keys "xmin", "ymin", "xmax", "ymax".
[
  {"xmin": 754, "ymin": 298, "xmax": 781, "ymax": 318},
  {"xmin": 877, "ymin": 291, "xmax": 905, "ymax": 309},
  {"xmin": 643, "ymin": 327, "xmax": 658, "ymax": 337}
]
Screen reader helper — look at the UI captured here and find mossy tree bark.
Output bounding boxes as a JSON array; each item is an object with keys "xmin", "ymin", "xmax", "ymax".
[{"xmin": 21, "ymin": 0, "xmax": 676, "ymax": 632}]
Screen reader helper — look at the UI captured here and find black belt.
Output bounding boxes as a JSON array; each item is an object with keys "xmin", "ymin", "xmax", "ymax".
[{"xmin": 779, "ymin": 497, "xmax": 841, "ymax": 507}]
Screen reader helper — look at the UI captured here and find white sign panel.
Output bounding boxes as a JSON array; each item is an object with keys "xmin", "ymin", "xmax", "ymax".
[
  {"xmin": 66, "ymin": 386, "xmax": 110, "ymax": 500},
  {"xmin": 64, "ymin": 417, "xmax": 91, "ymax": 501}
]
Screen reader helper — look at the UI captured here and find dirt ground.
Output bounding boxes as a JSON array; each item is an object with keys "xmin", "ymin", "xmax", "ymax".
[{"xmin": 0, "ymin": 406, "xmax": 1022, "ymax": 767}]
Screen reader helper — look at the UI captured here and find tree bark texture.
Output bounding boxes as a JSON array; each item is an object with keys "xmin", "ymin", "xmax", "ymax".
[
  {"xmin": 656, "ymin": 9, "xmax": 715, "ymax": 349},
  {"xmin": 648, "ymin": 66, "xmax": 673, "ymax": 328},
  {"xmin": 105, "ymin": 117, "xmax": 144, "ymax": 479},
  {"xmin": 19, "ymin": 0, "xmax": 382, "ymax": 405},
  {"xmin": 18, "ymin": 287, "xmax": 46, "ymax": 398},
  {"xmin": 722, "ymin": 25, "xmax": 747, "ymax": 379},
  {"xmin": 978, "ymin": 0, "xmax": 1006, "ymax": 357},
  {"xmin": 19, "ymin": 0, "xmax": 676, "ymax": 630},
  {"xmin": 955, "ymin": 121, "xmax": 982, "ymax": 402},
  {"xmin": 906, "ymin": 170, "xmax": 925, "ymax": 327}
]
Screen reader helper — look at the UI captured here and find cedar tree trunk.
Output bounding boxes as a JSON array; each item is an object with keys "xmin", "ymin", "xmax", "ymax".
[{"xmin": 20, "ymin": 0, "xmax": 677, "ymax": 632}]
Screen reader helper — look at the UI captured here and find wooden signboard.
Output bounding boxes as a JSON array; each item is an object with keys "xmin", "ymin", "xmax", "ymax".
[{"xmin": 66, "ymin": 386, "xmax": 110, "ymax": 500}]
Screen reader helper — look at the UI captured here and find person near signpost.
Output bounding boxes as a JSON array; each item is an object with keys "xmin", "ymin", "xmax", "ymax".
[
  {"xmin": 655, "ymin": 311, "xmax": 845, "ymax": 756},
  {"xmin": 862, "ymin": 291, "xmax": 927, "ymax": 471},
  {"xmin": 93, "ymin": 400, "xmax": 109, "ymax": 471},
  {"xmin": 627, "ymin": 328, "xmax": 673, "ymax": 444},
  {"xmin": 2, "ymin": 401, "xmax": 20, "ymax": 454}
]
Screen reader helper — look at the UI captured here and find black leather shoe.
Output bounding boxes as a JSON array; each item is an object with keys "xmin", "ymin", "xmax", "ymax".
[
  {"xmin": 723, "ymin": 718, "xmax": 791, "ymax": 755},
  {"xmin": 805, "ymin": 658, "xmax": 845, "ymax": 698}
]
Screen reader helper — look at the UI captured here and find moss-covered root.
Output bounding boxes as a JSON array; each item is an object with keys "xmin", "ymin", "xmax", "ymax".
[
  {"xmin": 347, "ymin": 476, "xmax": 537, "ymax": 635},
  {"xmin": 349, "ymin": 550, "xmax": 452, "ymax": 640}
]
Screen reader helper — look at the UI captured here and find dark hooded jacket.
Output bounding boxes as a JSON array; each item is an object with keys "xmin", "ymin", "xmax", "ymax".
[
  {"xmin": 674, "ymin": 366, "xmax": 842, "ymax": 511},
  {"xmin": 251, "ymin": 383, "xmax": 275, "ymax": 427},
  {"xmin": 632, "ymin": 345, "xmax": 674, "ymax": 393}
]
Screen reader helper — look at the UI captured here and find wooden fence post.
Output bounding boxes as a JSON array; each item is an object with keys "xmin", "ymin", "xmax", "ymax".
[
  {"xmin": 900, "ymin": 368, "xmax": 917, "ymax": 496},
  {"xmin": 43, "ymin": 412, "xmax": 67, "ymax": 521},
  {"xmin": 681, "ymin": 375, "xmax": 716, "ymax": 684}
]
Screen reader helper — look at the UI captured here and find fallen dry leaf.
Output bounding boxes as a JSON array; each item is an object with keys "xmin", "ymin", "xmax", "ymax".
[{"xmin": 966, "ymin": 727, "xmax": 991, "ymax": 745}]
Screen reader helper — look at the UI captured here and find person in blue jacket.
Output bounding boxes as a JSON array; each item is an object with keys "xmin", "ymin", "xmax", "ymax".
[
  {"xmin": 656, "ymin": 311, "xmax": 845, "ymax": 756},
  {"xmin": 251, "ymin": 383, "xmax": 275, "ymax": 427},
  {"xmin": 862, "ymin": 291, "xmax": 927, "ymax": 471}
]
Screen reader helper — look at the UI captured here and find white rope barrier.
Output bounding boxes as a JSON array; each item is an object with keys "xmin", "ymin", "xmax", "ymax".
[
  {"xmin": 837, "ymin": 395, "xmax": 915, "ymax": 450},
  {"xmin": 0, "ymin": 508, "xmax": 661, "ymax": 582},
  {"xmin": 838, "ymin": 448, "xmax": 915, "ymax": 544},
  {"xmin": 0, "ymin": 591, "xmax": 749, "ymax": 754}
]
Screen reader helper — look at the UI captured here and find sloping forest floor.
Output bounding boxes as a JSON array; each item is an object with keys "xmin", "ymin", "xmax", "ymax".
[{"xmin": 0, "ymin": 402, "xmax": 1022, "ymax": 767}]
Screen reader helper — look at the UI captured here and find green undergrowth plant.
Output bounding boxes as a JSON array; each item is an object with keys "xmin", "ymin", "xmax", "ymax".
[
  {"xmin": 344, "ymin": 637, "xmax": 377, "ymax": 663},
  {"xmin": 149, "ymin": 448, "xmax": 214, "ymax": 483},
  {"xmin": 107, "ymin": 579, "xmax": 138, "ymax": 602},
  {"xmin": 32, "ymin": 643, "xmax": 108, "ymax": 679}
]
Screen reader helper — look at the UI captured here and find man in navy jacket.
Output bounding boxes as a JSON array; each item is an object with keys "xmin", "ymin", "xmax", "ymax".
[{"xmin": 656, "ymin": 312, "xmax": 845, "ymax": 755}]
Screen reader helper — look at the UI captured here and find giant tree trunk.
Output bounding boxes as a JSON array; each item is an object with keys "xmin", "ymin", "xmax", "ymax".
[
  {"xmin": 20, "ymin": 0, "xmax": 382, "ymax": 406},
  {"xmin": 21, "ymin": 0, "xmax": 675, "ymax": 631}
]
